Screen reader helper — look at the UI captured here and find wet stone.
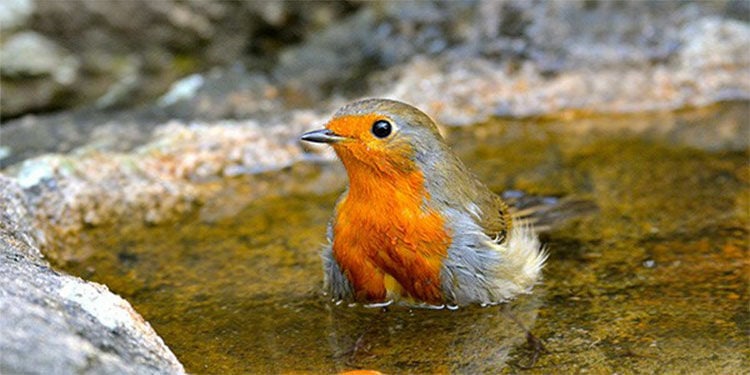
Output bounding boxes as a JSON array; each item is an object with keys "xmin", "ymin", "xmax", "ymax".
[{"xmin": 0, "ymin": 176, "xmax": 185, "ymax": 374}]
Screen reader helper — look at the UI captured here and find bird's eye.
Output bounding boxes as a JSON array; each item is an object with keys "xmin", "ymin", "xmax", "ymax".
[{"xmin": 371, "ymin": 120, "xmax": 392, "ymax": 138}]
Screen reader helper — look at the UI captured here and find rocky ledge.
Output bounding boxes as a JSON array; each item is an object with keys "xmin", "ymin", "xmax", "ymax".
[{"xmin": 0, "ymin": 176, "xmax": 185, "ymax": 374}]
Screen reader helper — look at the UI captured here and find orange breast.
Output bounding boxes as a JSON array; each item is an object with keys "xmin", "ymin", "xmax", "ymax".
[{"xmin": 331, "ymin": 162, "xmax": 452, "ymax": 304}]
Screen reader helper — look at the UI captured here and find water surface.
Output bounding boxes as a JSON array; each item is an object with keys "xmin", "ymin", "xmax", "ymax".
[{"xmin": 54, "ymin": 102, "xmax": 749, "ymax": 373}]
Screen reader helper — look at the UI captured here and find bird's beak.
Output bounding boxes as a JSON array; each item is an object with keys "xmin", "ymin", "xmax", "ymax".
[{"xmin": 300, "ymin": 128, "xmax": 347, "ymax": 144}]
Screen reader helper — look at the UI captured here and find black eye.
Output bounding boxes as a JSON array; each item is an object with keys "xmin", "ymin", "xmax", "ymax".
[{"xmin": 371, "ymin": 120, "xmax": 392, "ymax": 138}]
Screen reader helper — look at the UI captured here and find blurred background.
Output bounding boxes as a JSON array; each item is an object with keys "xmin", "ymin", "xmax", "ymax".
[
  {"xmin": 2, "ymin": 0, "xmax": 748, "ymax": 127},
  {"xmin": 2, "ymin": 0, "xmax": 749, "ymax": 167}
]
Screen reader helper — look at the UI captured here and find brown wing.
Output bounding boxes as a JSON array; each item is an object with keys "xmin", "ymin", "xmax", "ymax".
[
  {"xmin": 474, "ymin": 187, "xmax": 513, "ymax": 243},
  {"xmin": 438, "ymin": 153, "xmax": 513, "ymax": 242}
]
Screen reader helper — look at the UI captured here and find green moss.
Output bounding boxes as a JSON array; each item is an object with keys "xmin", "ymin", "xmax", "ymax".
[{"xmin": 172, "ymin": 54, "xmax": 201, "ymax": 76}]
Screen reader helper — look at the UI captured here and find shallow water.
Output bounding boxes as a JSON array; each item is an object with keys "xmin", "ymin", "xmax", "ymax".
[{"xmin": 54, "ymin": 102, "xmax": 749, "ymax": 373}]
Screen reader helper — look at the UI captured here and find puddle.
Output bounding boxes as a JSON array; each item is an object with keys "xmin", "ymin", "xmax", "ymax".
[{"xmin": 52, "ymin": 102, "xmax": 749, "ymax": 373}]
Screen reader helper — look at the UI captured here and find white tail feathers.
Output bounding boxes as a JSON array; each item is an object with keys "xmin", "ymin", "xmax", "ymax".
[{"xmin": 492, "ymin": 222, "xmax": 547, "ymax": 299}]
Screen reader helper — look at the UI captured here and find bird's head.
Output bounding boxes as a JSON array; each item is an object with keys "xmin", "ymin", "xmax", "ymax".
[{"xmin": 301, "ymin": 99, "xmax": 446, "ymax": 176}]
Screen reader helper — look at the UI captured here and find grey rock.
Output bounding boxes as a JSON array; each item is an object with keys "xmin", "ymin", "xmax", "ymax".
[
  {"xmin": 678, "ymin": 16, "xmax": 750, "ymax": 70},
  {"xmin": 271, "ymin": 1, "xmax": 478, "ymax": 102},
  {"xmin": 0, "ymin": 31, "xmax": 81, "ymax": 117},
  {"xmin": 2, "ymin": 0, "xmax": 749, "ymax": 122},
  {"xmin": 273, "ymin": 8, "xmax": 380, "ymax": 103},
  {"xmin": 156, "ymin": 66, "xmax": 286, "ymax": 121},
  {"xmin": 0, "ymin": 77, "xmax": 71, "ymax": 119},
  {"xmin": 0, "ymin": 174, "xmax": 43, "ymax": 259},
  {"xmin": 0, "ymin": 0, "xmax": 34, "ymax": 32},
  {"xmin": 0, "ymin": 31, "xmax": 80, "ymax": 83},
  {"xmin": 0, "ymin": 176, "xmax": 185, "ymax": 375},
  {"xmin": 0, "ymin": 0, "xmax": 354, "ymax": 118}
]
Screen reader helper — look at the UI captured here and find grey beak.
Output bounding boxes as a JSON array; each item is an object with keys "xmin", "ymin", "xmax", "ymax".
[{"xmin": 300, "ymin": 128, "xmax": 347, "ymax": 144}]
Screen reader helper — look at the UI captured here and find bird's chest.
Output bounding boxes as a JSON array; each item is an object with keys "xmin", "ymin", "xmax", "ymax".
[{"xmin": 331, "ymin": 185, "xmax": 452, "ymax": 303}]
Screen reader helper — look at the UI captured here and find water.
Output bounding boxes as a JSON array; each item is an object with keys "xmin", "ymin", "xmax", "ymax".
[{"xmin": 53, "ymin": 102, "xmax": 749, "ymax": 373}]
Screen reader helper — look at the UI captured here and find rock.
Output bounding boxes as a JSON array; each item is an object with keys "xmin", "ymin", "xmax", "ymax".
[
  {"xmin": 272, "ymin": 2, "xmax": 478, "ymax": 103},
  {"xmin": 0, "ymin": 176, "xmax": 185, "ymax": 374},
  {"xmin": 15, "ymin": 156, "xmax": 57, "ymax": 189},
  {"xmin": 273, "ymin": 8, "xmax": 380, "ymax": 104},
  {"xmin": 2, "ymin": 110, "xmax": 326, "ymax": 234},
  {"xmin": 0, "ymin": 0, "xmax": 356, "ymax": 118},
  {"xmin": 678, "ymin": 16, "xmax": 750, "ymax": 70},
  {"xmin": 3, "ymin": 0, "xmax": 749, "ymax": 119},
  {"xmin": 0, "ymin": 0, "xmax": 33, "ymax": 32},
  {"xmin": 155, "ymin": 67, "xmax": 286, "ymax": 121},
  {"xmin": 0, "ymin": 31, "xmax": 79, "ymax": 82},
  {"xmin": 0, "ymin": 31, "xmax": 81, "ymax": 117},
  {"xmin": 158, "ymin": 74, "xmax": 206, "ymax": 107},
  {"xmin": 0, "ymin": 78, "xmax": 72, "ymax": 119},
  {"xmin": 0, "ymin": 174, "xmax": 44, "ymax": 259}
]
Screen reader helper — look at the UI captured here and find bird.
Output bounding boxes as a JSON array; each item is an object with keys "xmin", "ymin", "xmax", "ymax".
[{"xmin": 301, "ymin": 98, "xmax": 546, "ymax": 308}]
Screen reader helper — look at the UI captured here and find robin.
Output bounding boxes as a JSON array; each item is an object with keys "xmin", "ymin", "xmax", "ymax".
[{"xmin": 301, "ymin": 99, "xmax": 546, "ymax": 307}]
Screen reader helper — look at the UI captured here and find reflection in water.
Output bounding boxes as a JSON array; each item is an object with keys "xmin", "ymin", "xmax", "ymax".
[
  {"xmin": 323, "ymin": 295, "xmax": 542, "ymax": 373},
  {"xmin": 52, "ymin": 102, "xmax": 749, "ymax": 373}
]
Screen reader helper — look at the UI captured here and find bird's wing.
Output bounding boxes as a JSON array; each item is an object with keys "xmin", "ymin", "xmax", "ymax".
[{"xmin": 475, "ymin": 188, "xmax": 513, "ymax": 243}]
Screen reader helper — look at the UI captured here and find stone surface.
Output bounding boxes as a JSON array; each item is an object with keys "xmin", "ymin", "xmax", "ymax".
[
  {"xmin": 0, "ymin": 31, "xmax": 81, "ymax": 116},
  {"xmin": 0, "ymin": 0, "xmax": 33, "ymax": 32},
  {"xmin": 0, "ymin": 31, "xmax": 79, "ymax": 80},
  {"xmin": 0, "ymin": 176, "xmax": 185, "ymax": 374},
  {"xmin": 0, "ymin": 0, "xmax": 354, "ymax": 118},
  {"xmin": 110, "ymin": 1, "xmax": 750, "ymax": 122},
  {"xmin": 3, "ymin": 1, "xmax": 748, "ymax": 119},
  {"xmin": 6, "ymin": 111, "xmax": 324, "ymax": 237}
]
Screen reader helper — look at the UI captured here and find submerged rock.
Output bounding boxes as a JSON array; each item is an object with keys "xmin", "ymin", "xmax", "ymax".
[{"xmin": 0, "ymin": 176, "xmax": 185, "ymax": 374}]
